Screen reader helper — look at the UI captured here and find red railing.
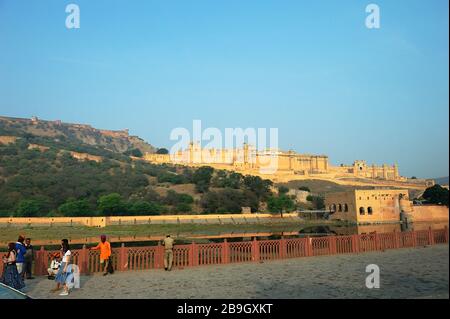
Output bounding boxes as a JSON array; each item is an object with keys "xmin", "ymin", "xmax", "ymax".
[{"xmin": 0, "ymin": 227, "xmax": 447, "ymax": 276}]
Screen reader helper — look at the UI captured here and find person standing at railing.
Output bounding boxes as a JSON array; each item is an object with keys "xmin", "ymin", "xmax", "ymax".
[
  {"xmin": 23, "ymin": 238, "xmax": 35, "ymax": 280},
  {"xmin": 1, "ymin": 242, "xmax": 25, "ymax": 290},
  {"xmin": 162, "ymin": 235, "xmax": 174, "ymax": 271},
  {"xmin": 90, "ymin": 235, "xmax": 112, "ymax": 276},
  {"xmin": 15, "ymin": 235, "xmax": 27, "ymax": 279}
]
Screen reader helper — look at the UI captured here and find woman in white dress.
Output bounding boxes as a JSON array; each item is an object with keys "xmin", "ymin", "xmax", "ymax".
[{"xmin": 52, "ymin": 239, "xmax": 71, "ymax": 296}]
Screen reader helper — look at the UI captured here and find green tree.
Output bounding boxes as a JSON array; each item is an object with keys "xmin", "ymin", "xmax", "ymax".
[
  {"xmin": 298, "ymin": 186, "xmax": 311, "ymax": 192},
  {"xmin": 16, "ymin": 199, "xmax": 46, "ymax": 217},
  {"xmin": 58, "ymin": 198, "xmax": 92, "ymax": 216},
  {"xmin": 200, "ymin": 191, "xmax": 220, "ymax": 213},
  {"xmin": 172, "ymin": 203, "xmax": 192, "ymax": 213},
  {"xmin": 278, "ymin": 186, "xmax": 289, "ymax": 195},
  {"xmin": 98, "ymin": 193, "xmax": 127, "ymax": 215},
  {"xmin": 163, "ymin": 190, "xmax": 194, "ymax": 206},
  {"xmin": 243, "ymin": 175, "xmax": 273, "ymax": 200},
  {"xmin": 200, "ymin": 189, "xmax": 245, "ymax": 214},
  {"xmin": 268, "ymin": 195, "xmax": 295, "ymax": 218},
  {"xmin": 306, "ymin": 195, "xmax": 325, "ymax": 210},
  {"xmin": 124, "ymin": 148, "xmax": 143, "ymax": 157},
  {"xmin": 157, "ymin": 172, "xmax": 186, "ymax": 184},
  {"xmin": 156, "ymin": 148, "xmax": 169, "ymax": 154},
  {"xmin": 128, "ymin": 200, "xmax": 163, "ymax": 215},
  {"xmin": 193, "ymin": 166, "xmax": 214, "ymax": 193},
  {"xmin": 422, "ymin": 185, "xmax": 449, "ymax": 206}
]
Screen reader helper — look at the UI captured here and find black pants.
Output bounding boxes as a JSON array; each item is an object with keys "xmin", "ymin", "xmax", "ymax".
[{"xmin": 23, "ymin": 261, "xmax": 33, "ymax": 278}]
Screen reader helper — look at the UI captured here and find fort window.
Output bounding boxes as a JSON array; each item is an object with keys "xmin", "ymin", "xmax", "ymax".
[
  {"xmin": 368, "ymin": 207, "xmax": 373, "ymax": 215},
  {"xmin": 344, "ymin": 204, "xmax": 349, "ymax": 212},
  {"xmin": 338, "ymin": 204, "xmax": 342, "ymax": 212},
  {"xmin": 359, "ymin": 207, "xmax": 365, "ymax": 215}
]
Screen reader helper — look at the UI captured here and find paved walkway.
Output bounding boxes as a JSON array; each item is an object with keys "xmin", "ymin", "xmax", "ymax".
[{"xmin": 23, "ymin": 245, "xmax": 448, "ymax": 299}]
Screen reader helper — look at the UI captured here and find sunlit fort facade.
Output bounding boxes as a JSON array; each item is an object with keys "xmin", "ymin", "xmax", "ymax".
[{"xmin": 143, "ymin": 142, "xmax": 430, "ymax": 185}]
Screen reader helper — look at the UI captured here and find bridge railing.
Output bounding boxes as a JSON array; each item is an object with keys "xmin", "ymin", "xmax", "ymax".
[{"xmin": 0, "ymin": 227, "xmax": 447, "ymax": 276}]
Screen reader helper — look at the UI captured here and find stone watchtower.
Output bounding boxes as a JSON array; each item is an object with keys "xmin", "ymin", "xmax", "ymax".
[
  {"xmin": 189, "ymin": 141, "xmax": 202, "ymax": 163},
  {"xmin": 393, "ymin": 163, "xmax": 399, "ymax": 180},
  {"xmin": 353, "ymin": 160, "xmax": 367, "ymax": 176},
  {"xmin": 243, "ymin": 143, "xmax": 249, "ymax": 164}
]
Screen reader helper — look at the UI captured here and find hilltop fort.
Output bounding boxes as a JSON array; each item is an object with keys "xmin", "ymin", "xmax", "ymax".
[
  {"xmin": 0, "ymin": 115, "xmax": 434, "ymax": 190},
  {"xmin": 144, "ymin": 141, "xmax": 434, "ymax": 189}
]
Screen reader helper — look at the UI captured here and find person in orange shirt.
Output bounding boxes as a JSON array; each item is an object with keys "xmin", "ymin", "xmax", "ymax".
[{"xmin": 90, "ymin": 235, "xmax": 112, "ymax": 276}]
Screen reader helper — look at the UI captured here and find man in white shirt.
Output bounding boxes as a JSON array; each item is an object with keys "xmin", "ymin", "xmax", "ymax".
[{"xmin": 47, "ymin": 254, "xmax": 61, "ymax": 279}]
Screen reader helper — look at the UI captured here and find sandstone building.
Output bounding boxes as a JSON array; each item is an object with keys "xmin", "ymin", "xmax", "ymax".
[
  {"xmin": 325, "ymin": 189, "xmax": 448, "ymax": 223},
  {"xmin": 326, "ymin": 189, "xmax": 409, "ymax": 223}
]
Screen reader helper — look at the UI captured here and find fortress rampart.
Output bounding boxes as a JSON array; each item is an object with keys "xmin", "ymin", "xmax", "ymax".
[{"xmin": 144, "ymin": 142, "xmax": 433, "ymax": 187}]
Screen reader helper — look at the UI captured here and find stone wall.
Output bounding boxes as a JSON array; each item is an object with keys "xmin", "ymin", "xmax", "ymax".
[
  {"xmin": 408, "ymin": 205, "xmax": 449, "ymax": 222},
  {"xmin": 69, "ymin": 151, "xmax": 102, "ymax": 163},
  {"xmin": 0, "ymin": 213, "xmax": 299, "ymax": 228},
  {"xmin": 0, "ymin": 136, "xmax": 18, "ymax": 145}
]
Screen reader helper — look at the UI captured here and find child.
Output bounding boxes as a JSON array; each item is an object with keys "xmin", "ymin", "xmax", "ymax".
[{"xmin": 47, "ymin": 253, "xmax": 61, "ymax": 280}]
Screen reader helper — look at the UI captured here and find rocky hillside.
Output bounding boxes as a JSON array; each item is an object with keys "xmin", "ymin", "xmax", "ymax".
[
  {"xmin": 0, "ymin": 116, "xmax": 156, "ymax": 155},
  {"xmin": 0, "ymin": 124, "xmax": 278, "ymax": 217}
]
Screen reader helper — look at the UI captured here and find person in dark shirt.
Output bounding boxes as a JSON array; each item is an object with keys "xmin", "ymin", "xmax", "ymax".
[{"xmin": 24, "ymin": 238, "xmax": 35, "ymax": 280}]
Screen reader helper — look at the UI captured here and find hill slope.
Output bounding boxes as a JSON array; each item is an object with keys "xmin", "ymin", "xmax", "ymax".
[
  {"xmin": 0, "ymin": 116, "xmax": 156, "ymax": 155},
  {"xmin": 0, "ymin": 125, "xmax": 276, "ymax": 216}
]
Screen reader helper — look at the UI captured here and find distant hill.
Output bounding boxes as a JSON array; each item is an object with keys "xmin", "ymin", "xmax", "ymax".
[
  {"xmin": 0, "ymin": 120, "xmax": 279, "ymax": 217},
  {"xmin": 0, "ymin": 115, "xmax": 156, "ymax": 155},
  {"xmin": 434, "ymin": 176, "xmax": 449, "ymax": 185}
]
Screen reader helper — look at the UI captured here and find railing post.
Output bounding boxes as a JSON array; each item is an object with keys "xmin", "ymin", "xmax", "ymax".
[
  {"xmin": 393, "ymin": 230, "xmax": 400, "ymax": 249},
  {"xmin": 37, "ymin": 246, "xmax": 46, "ymax": 275},
  {"xmin": 412, "ymin": 230, "xmax": 417, "ymax": 247},
  {"xmin": 190, "ymin": 242, "xmax": 198, "ymax": 267},
  {"xmin": 280, "ymin": 237, "xmax": 287, "ymax": 259},
  {"xmin": 119, "ymin": 243, "xmax": 127, "ymax": 271},
  {"xmin": 193, "ymin": 242, "xmax": 198, "ymax": 267},
  {"xmin": 374, "ymin": 232, "xmax": 379, "ymax": 251},
  {"xmin": 252, "ymin": 237, "xmax": 260, "ymax": 262},
  {"xmin": 222, "ymin": 239, "xmax": 230, "ymax": 264},
  {"xmin": 306, "ymin": 236, "xmax": 313, "ymax": 257},
  {"xmin": 428, "ymin": 227, "xmax": 435, "ymax": 246},
  {"xmin": 329, "ymin": 236, "xmax": 337, "ymax": 254},
  {"xmin": 155, "ymin": 242, "xmax": 164, "ymax": 269},
  {"xmin": 79, "ymin": 244, "xmax": 89, "ymax": 275},
  {"xmin": 352, "ymin": 234, "xmax": 360, "ymax": 253},
  {"xmin": 444, "ymin": 226, "xmax": 449, "ymax": 244}
]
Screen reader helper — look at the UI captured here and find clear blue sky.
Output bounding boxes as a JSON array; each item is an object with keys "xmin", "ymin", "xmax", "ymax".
[{"xmin": 0, "ymin": 0, "xmax": 448, "ymax": 178}]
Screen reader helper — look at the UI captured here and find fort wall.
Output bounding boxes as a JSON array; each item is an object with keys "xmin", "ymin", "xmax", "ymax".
[
  {"xmin": 0, "ymin": 213, "xmax": 298, "ymax": 228},
  {"xmin": 408, "ymin": 205, "xmax": 449, "ymax": 223}
]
